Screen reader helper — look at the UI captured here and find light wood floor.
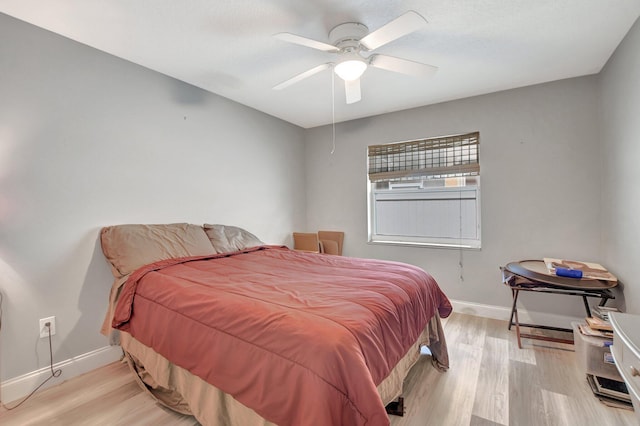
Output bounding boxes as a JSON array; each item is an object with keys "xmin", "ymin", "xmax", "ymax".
[{"xmin": 0, "ymin": 313, "xmax": 635, "ymax": 425}]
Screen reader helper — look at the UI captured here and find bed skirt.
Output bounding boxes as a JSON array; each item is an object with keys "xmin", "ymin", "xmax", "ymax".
[{"xmin": 120, "ymin": 313, "xmax": 448, "ymax": 425}]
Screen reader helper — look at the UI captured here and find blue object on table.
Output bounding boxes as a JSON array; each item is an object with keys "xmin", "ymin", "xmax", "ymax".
[{"xmin": 556, "ymin": 267, "xmax": 583, "ymax": 278}]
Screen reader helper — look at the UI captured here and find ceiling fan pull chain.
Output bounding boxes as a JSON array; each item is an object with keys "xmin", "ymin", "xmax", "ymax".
[{"xmin": 331, "ymin": 71, "xmax": 336, "ymax": 155}]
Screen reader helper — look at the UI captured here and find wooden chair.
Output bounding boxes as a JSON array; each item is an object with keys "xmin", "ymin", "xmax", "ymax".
[
  {"xmin": 318, "ymin": 231, "xmax": 344, "ymax": 256},
  {"xmin": 292, "ymin": 232, "xmax": 321, "ymax": 253}
]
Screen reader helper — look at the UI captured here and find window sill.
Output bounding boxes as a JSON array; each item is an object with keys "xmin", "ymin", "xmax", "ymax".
[{"xmin": 367, "ymin": 239, "xmax": 481, "ymax": 250}]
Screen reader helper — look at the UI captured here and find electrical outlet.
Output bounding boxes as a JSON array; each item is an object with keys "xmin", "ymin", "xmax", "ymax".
[{"xmin": 39, "ymin": 316, "xmax": 56, "ymax": 338}]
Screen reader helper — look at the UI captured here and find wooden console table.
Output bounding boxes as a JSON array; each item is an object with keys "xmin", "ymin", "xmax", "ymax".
[{"xmin": 501, "ymin": 260, "xmax": 617, "ymax": 348}]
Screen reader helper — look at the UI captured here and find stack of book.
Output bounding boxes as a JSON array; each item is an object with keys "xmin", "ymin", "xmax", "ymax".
[
  {"xmin": 592, "ymin": 305, "xmax": 619, "ymax": 322},
  {"xmin": 582, "ymin": 306, "xmax": 619, "ymax": 339},
  {"xmin": 578, "ymin": 306, "xmax": 619, "ymax": 346},
  {"xmin": 578, "ymin": 306, "xmax": 632, "ymax": 408},
  {"xmin": 580, "ymin": 307, "xmax": 616, "ymax": 341},
  {"xmin": 578, "ymin": 323, "xmax": 612, "ymax": 340}
]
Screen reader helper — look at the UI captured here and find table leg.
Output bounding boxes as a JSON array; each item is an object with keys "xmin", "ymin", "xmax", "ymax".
[
  {"xmin": 510, "ymin": 289, "xmax": 523, "ymax": 349},
  {"xmin": 514, "ymin": 304, "xmax": 522, "ymax": 349},
  {"xmin": 509, "ymin": 288, "xmax": 520, "ymax": 331},
  {"xmin": 582, "ymin": 295, "xmax": 592, "ymax": 317}
]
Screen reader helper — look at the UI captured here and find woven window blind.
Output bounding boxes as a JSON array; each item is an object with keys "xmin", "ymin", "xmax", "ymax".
[{"xmin": 368, "ymin": 132, "xmax": 479, "ymax": 182}]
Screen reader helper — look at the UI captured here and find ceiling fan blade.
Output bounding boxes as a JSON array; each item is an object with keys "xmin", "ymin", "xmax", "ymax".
[
  {"xmin": 274, "ymin": 32, "xmax": 339, "ymax": 52},
  {"xmin": 273, "ymin": 63, "xmax": 332, "ymax": 90},
  {"xmin": 344, "ymin": 78, "xmax": 361, "ymax": 104},
  {"xmin": 369, "ymin": 54, "xmax": 438, "ymax": 77},
  {"xmin": 360, "ymin": 11, "xmax": 427, "ymax": 51}
]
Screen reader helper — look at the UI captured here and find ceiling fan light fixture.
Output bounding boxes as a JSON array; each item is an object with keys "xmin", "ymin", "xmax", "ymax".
[
  {"xmin": 334, "ymin": 58, "xmax": 367, "ymax": 81},
  {"xmin": 273, "ymin": 11, "xmax": 435, "ymax": 104}
]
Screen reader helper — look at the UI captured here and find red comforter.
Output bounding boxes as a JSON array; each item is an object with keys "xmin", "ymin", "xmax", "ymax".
[{"xmin": 113, "ymin": 246, "xmax": 451, "ymax": 426}]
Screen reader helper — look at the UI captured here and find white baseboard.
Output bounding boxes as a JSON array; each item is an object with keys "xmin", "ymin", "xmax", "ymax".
[
  {"xmin": 450, "ymin": 299, "xmax": 584, "ymax": 329},
  {"xmin": 1, "ymin": 345, "xmax": 123, "ymax": 404}
]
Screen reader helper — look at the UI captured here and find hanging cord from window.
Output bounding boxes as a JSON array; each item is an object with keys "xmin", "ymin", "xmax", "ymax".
[
  {"xmin": 458, "ymin": 181, "xmax": 464, "ymax": 283},
  {"xmin": 1, "ymin": 309, "xmax": 62, "ymax": 410},
  {"xmin": 330, "ymin": 70, "xmax": 336, "ymax": 155}
]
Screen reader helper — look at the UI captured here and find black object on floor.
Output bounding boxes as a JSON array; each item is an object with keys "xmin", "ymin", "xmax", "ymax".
[{"xmin": 385, "ymin": 397, "xmax": 405, "ymax": 416}]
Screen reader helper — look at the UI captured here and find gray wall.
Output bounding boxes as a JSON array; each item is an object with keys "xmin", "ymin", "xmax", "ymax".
[
  {"xmin": 304, "ymin": 76, "xmax": 605, "ymax": 316},
  {"xmin": 2, "ymin": 10, "xmax": 639, "ymax": 385},
  {"xmin": 600, "ymin": 17, "xmax": 640, "ymax": 314},
  {"xmin": 0, "ymin": 13, "xmax": 306, "ymax": 381}
]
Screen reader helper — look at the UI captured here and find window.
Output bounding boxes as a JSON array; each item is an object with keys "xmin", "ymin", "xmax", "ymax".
[{"xmin": 367, "ymin": 132, "xmax": 481, "ymax": 249}]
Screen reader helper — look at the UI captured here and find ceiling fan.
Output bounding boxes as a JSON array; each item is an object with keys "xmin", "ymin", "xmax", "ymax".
[{"xmin": 273, "ymin": 11, "xmax": 438, "ymax": 104}]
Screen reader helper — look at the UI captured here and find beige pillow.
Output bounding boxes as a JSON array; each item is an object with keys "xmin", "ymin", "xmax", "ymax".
[
  {"xmin": 101, "ymin": 223, "xmax": 216, "ymax": 278},
  {"xmin": 203, "ymin": 224, "xmax": 264, "ymax": 254}
]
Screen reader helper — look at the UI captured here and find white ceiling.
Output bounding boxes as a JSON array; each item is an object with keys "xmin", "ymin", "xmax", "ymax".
[{"xmin": 1, "ymin": 1, "xmax": 639, "ymax": 128}]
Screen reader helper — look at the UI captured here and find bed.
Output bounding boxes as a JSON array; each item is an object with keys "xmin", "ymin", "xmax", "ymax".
[{"xmin": 100, "ymin": 223, "xmax": 452, "ymax": 426}]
